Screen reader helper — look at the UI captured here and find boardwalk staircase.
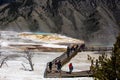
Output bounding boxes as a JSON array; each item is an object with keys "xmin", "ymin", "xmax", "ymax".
[{"xmin": 44, "ymin": 49, "xmax": 92, "ymax": 78}]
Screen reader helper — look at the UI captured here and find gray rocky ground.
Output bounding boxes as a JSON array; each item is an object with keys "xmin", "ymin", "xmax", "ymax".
[{"xmin": 0, "ymin": 0, "xmax": 120, "ymax": 46}]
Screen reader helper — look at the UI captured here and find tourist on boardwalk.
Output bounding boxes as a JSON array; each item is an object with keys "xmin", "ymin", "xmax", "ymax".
[
  {"xmin": 48, "ymin": 62, "xmax": 52, "ymax": 72},
  {"xmin": 75, "ymin": 44, "xmax": 79, "ymax": 50},
  {"xmin": 57, "ymin": 60, "xmax": 62, "ymax": 72},
  {"xmin": 71, "ymin": 45, "xmax": 76, "ymax": 52},
  {"xmin": 69, "ymin": 63, "xmax": 73, "ymax": 74},
  {"xmin": 80, "ymin": 43, "xmax": 85, "ymax": 51},
  {"xmin": 55, "ymin": 60, "xmax": 58, "ymax": 67},
  {"xmin": 66, "ymin": 46, "xmax": 70, "ymax": 58}
]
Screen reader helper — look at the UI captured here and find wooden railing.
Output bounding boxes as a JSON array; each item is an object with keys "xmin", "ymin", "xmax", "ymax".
[
  {"xmin": 44, "ymin": 50, "xmax": 79, "ymax": 78},
  {"xmin": 81, "ymin": 47, "xmax": 113, "ymax": 51}
]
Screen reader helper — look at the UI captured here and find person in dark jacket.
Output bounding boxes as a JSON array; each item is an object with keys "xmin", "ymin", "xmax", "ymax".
[
  {"xmin": 71, "ymin": 45, "xmax": 75, "ymax": 52},
  {"xmin": 75, "ymin": 44, "xmax": 79, "ymax": 50},
  {"xmin": 80, "ymin": 43, "xmax": 85, "ymax": 51},
  {"xmin": 66, "ymin": 46, "xmax": 70, "ymax": 58},
  {"xmin": 57, "ymin": 60, "xmax": 62, "ymax": 72},
  {"xmin": 48, "ymin": 62, "xmax": 52, "ymax": 72},
  {"xmin": 55, "ymin": 60, "xmax": 58, "ymax": 67}
]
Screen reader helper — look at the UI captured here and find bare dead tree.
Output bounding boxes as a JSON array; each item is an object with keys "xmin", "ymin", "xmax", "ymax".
[
  {"xmin": 23, "ymin": 49, "xmax": 34, "ymax": 71},
  {"xmin": 0, "ymin": 56, "xmax": 8, "ymax": 68}
]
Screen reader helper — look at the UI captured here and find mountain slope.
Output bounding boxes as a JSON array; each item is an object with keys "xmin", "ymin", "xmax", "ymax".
[{"xmin": 0, "ymin": 0, "xmax": 120, "ymax": 46}]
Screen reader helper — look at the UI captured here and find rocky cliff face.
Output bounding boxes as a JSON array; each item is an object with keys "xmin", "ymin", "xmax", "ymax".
[{"xmin": 0, "ymin": 0, "xmax": 120, "ymax": 46}]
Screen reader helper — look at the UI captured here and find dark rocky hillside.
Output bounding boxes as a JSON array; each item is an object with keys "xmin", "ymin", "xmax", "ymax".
[{"xmin": 0, "ymin": 0, "xmax": 120, "ymax": 46}]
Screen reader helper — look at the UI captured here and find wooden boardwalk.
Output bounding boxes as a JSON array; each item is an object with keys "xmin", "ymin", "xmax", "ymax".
[
  {"xmin": 81, "ymin": 47, "xmax": 113, "ymax": 52},
  {"xmin": 44, "ymin": 46, "xmax": 113, "ymax": 78},
  {"xmin": 44, "ymin": 49, "xmax": 92, "ymax": 78}
]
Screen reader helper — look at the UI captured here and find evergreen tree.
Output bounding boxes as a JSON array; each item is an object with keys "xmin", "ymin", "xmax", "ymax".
[
  {"xmin": 112, "ymin": 34, "xmax": 120, "ymax": 79},
  {"xmin": 89, "ymin": 34, "xmax": 120, "ymax": 80}
]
